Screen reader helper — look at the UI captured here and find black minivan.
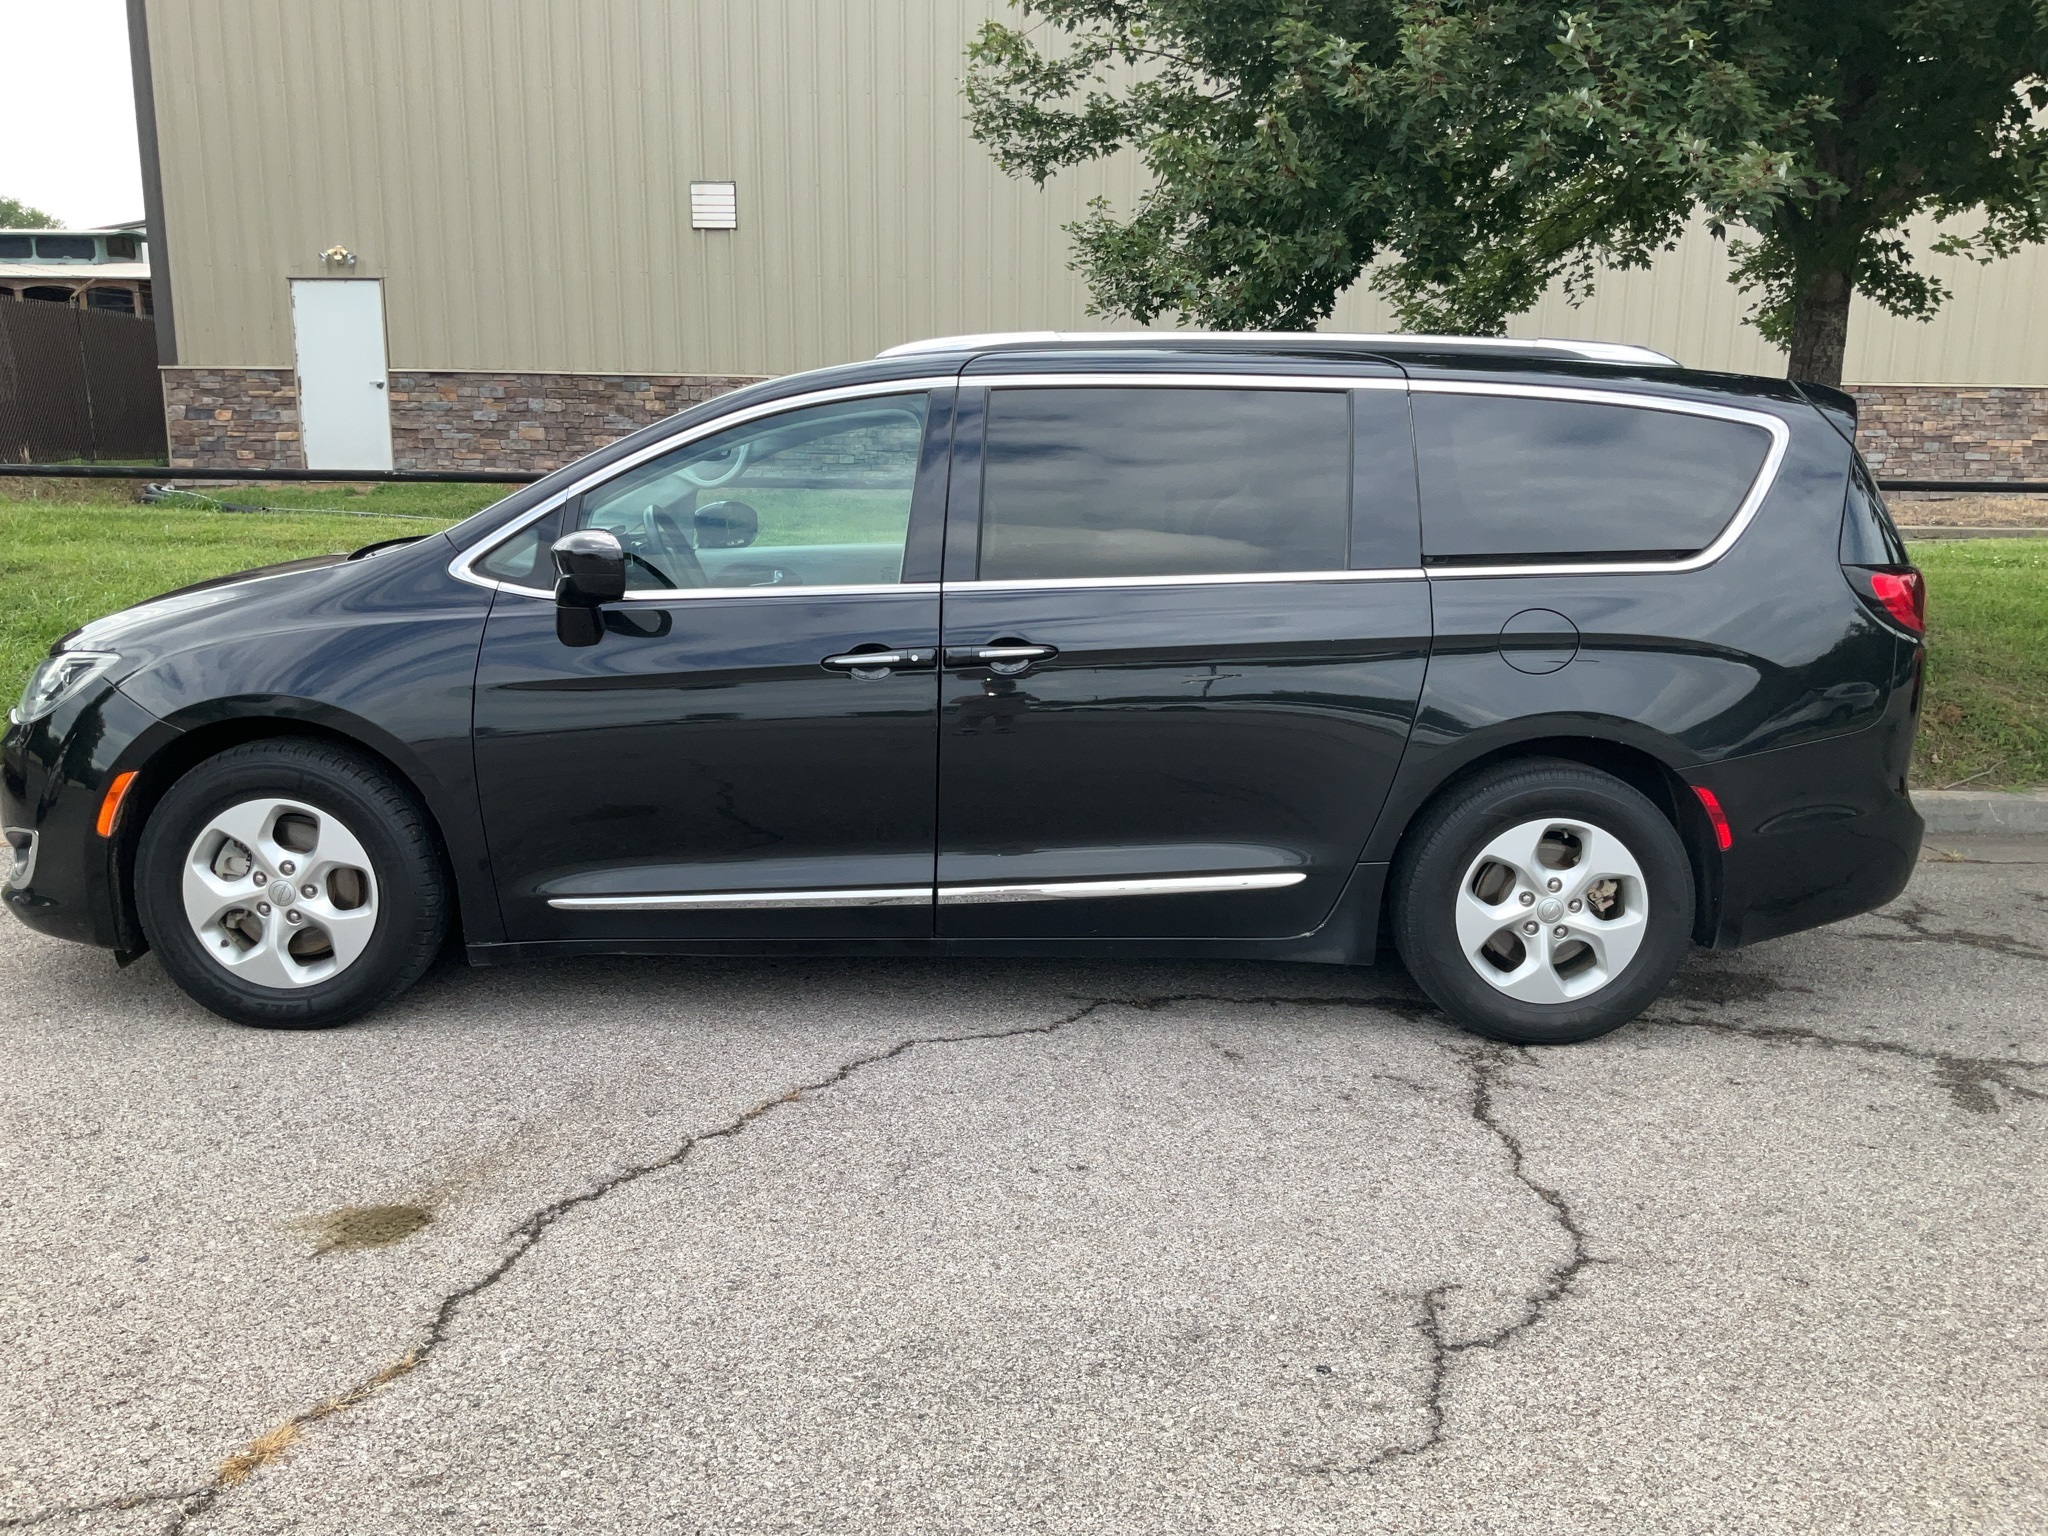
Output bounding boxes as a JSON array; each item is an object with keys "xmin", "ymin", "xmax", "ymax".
[{"xmin": 3, "ymin": 333, "xmax": 1925, "ymax": 1043}]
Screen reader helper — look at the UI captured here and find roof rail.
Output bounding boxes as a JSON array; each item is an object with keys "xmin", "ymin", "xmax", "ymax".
[{"xmin": 877, "ymin": 330, "xmax": 1680, "ymax": 367}]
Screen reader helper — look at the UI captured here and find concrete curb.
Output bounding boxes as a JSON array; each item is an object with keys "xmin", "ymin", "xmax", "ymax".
[
  {"xmin": 1914, "ymin": 789, "xmax": 2048, "ymax": 835},
  {"xmin": 1899, "ymin": 526, "xmax": 2048, "ymax": 540}
]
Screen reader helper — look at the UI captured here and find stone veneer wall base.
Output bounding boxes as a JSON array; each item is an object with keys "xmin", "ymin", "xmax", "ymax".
[
  {"xmin": 163, "ymin": 368, "xmax": 2048, "ymax": 483},
  {"xmin": 1848, "ymin": 385, "xmax": 2048, "ymax": 482},
  {"xmin": 164, "ymin": 368, "xmax": 763, "ymax": 474}
]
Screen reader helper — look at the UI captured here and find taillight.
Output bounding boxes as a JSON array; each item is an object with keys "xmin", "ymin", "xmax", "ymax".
[{"xmin": 1849, "ymin": 566, "xmax": 1925, "ymax": 635}]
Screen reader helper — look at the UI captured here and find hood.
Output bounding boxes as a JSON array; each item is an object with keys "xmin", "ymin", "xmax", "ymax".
[{"xmin": 57, "ymin": 552, "xmax": 352, "ymax": 654}]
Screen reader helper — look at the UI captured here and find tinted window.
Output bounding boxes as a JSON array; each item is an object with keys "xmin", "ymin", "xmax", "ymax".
[
  {"xmin": 1415, "ymin": 394, "xmax": 1772, "ymax": 562},
  {"xmin": 0, "ymin": 236, "xmax": 30, "ymax": 259},
  {"xmin": 473, "ymin": 507, "xmax": 565, "ymax": 587},
  {"xmin": 35, "ymin": 236, "xmax": 96, "ymax": 261},
  {"xmin": 979, "ymin": 387, "xmax": 1351, "ymax": 580},
  {"xmin": 1838, "ymin": 457, "xmax": 1908, "ymax": 566}
]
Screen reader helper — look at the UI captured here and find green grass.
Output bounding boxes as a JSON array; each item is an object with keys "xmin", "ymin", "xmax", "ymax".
[
  {"xmin": 1908, "ymin": 538, "xmax": 2048, "ymax": 790},
  {"xmin": 734, "ymin": 487, "xmax": 913, "ymax": 546},
  {"xmin": 0, "ymin": 487, "xmax": 487, "ymax": 701},
  {"xmin": 4, "ymin": 497, "xmax": 2043, "ymax": 791}
]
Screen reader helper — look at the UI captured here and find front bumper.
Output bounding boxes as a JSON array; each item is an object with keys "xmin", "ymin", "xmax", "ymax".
[{"xmin": 3, "ymin": 683, "xmax": 175, "ymax": 950}]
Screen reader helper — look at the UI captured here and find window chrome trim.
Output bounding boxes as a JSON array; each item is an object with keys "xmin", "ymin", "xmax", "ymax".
[
  {"xmin": 550, "ymin": 886, "xmax": 932, "ymax": 911},
  {"xmin": 938, "ymin": 871, "xmax": 1306, "ymax": 904},
  {"xmin": 952, "ymin": 568, "xmax": 1423, "ymax": 594},
  {"xmin": 456, "ymin": 371, "xmax": 1788, "ymax": 596},
  {"xmin": 1407, "ymin": 381, "xmax": 1792, "ymax": 578},
  {"xmin": 448, "ymin": 375, "xmax": 958, "ymax": 599},
  {"xmin": 617, "ymin": 582, "xmax": 940, "ymax": 603}
]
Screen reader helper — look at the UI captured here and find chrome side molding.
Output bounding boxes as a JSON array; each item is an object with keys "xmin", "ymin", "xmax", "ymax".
[
  {"xmin": 549, "ymin": 886, "xmax": 932, "ymax": 911},
  {"xmin": 547, "ymin": 870, "xmax": 1308, "ymax": 911},
  {"xmin": 937, "ymin": 872, "xmax": 1306, "ymax": 904}
]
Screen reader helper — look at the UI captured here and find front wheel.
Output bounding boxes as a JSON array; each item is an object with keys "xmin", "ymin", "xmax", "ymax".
[
  {"xmin": 1392, "ymin": 761, "xmax": 1695, "ymax": 1045},
  {"xmin": 135, "ymin": 740, "xmax": 448, "ymax": 1029}
]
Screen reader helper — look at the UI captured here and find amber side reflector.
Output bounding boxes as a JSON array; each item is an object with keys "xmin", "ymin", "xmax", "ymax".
[
  {"xmin": 95, "ymin": 771, "xmax": 139, "ymax": 838},
  {"xmin": 1691, "ymin": 785, "xmax": 1733, "ymax": 851}
]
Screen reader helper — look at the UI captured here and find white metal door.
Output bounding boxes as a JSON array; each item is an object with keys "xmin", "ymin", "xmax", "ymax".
[{"xmin": 291, "ymin": 279, "xmax": 393, "ymax": 470}]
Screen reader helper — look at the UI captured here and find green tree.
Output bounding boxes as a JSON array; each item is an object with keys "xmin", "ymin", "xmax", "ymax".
[
  {"xmin": 0, "ymin": 196, "xmax": 61, "ymax": 229},
  {"xmin": 965, "ymin": 1, "xmax": 2048, "ymax": 385}
]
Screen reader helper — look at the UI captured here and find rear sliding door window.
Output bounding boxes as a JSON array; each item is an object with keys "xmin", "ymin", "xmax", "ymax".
[
  {"xmin": 1414, "ymin": 393, "xmax": 1773, "ymax": 563},
  {"xmin": 978, "ymin": 387, "xmax": 1351, "ymax": 580}
]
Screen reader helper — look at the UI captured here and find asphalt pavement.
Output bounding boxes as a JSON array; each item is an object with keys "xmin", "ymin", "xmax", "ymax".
[{"xmin": 3, "ymin": 838, "xmax": 2045, "ymax": 1535}]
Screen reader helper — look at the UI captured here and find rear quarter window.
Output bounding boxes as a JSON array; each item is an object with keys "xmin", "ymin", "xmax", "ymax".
[
  {"xmin": 1415, "ymin": 393, "xmax": 1774, "ymax": 563},
  {"xmin": 1838, "ymin": 457, "xmax": 1909, "ymax": 566}
]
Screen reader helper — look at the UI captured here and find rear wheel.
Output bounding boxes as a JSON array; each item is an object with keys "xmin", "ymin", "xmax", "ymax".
[
  {"xmin": 136, "ymin": 740, "xmax": 447, "ymax": 1028},
  {"xmin": 1392, "ymin": 760, "xmax": 1694, "ymax": 1044}
]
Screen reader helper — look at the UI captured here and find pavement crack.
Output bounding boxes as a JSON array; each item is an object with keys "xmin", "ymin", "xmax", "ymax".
[
  {"xmin": 0, "ymin": 1489, "xmax": 199, "ymax": 1532},
  {"xmin": 21, "ymin": 986, "xmax": 1450, "ymax": 1529},
  {"xmin": 1297, "ymin": 1043, "xmax": 1597, "ymax": 1475},
  {"xmin": 1095, "ymin": 990, "xmax": 1441, "ymax": 1024},
  {"xmin": 1851, "ymin": 900, "xmax": 2048, "ymax": 963},
  {"xmin": 136, "ymin": 999, "xmax": 1117, "ymax": 1533},
  {"xmin": 1646, "ymin": 1012, "xmax": 2048, "ymax": 1114}
]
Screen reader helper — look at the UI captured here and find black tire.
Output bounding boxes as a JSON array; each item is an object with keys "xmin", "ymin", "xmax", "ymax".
[
  {"xmin": 1391, "ymin": 759, "xmax": 1694, "ymax": 1045},
  {"xmin": 135, "ymin": 739, "xmax": 448, "ymax": 1029}
]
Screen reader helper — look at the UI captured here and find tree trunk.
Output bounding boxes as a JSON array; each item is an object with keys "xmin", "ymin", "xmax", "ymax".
[{"xmin": 1787, "ymin": 266, "xmax": 1852, "ymax": 387}]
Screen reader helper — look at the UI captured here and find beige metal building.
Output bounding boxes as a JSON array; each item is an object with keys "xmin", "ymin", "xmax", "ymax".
[{"xmin": 129, "ymin": 0, "xmax": 2048, "ymax": 477}]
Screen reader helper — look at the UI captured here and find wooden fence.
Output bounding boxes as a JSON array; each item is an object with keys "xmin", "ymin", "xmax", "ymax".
[{"xmin": 0, "ymin": 301, "xmax": 167, "ymax": 463}]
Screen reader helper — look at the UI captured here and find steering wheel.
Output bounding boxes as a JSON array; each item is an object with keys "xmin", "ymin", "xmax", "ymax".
[
  {"xmin": 623, "ymin": 550, "xmax": 677, "ymax": 588},
  {"xmin": 679, "ymin": 442, "xmax": 749, "ymax": 488}
]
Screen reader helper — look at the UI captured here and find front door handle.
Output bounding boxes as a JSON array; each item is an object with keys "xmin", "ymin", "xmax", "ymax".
[
  {"xmin": 821, "ymin": 647, "xmax": 936, "ymax": 677},
  {"xmin": 943, "ymin": 643, "xmax": 1058, "ymax": 676}
]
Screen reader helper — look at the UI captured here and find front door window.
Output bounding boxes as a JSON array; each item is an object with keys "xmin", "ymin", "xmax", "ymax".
[{"xmin": 580, "ymin": 395, "xmax": 929, "ymax": 591}]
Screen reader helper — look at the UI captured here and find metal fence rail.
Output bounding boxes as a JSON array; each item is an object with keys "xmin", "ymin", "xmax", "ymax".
[
  {"xmin": 0, "ymin": 304, "xmax": 168, "ymax": 463},
  {"xmin": 1, "ymin": 464, "xmax": 2046, "ymax": 494},
  {"xmin": 0, "ymin": 463, "xmax": 539, "ymax": 483}
]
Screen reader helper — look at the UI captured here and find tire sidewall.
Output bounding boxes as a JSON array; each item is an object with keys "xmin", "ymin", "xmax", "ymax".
[
  {"xmin": 136, "ymin": 745, "xmax": 441, "ymax": 1028},
  {"xmin": 1396, "ymin": 767, "xmax": 1694, "ymax": 1045}
]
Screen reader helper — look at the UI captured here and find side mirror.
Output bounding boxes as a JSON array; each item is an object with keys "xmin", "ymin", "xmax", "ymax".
[
  {"xmin": 552, "ymin": 530, "xmax": 626, "ymax": 647},
  {"xmin": 694, "ymin": 500, "xmax": 759, "ymax": 549}
]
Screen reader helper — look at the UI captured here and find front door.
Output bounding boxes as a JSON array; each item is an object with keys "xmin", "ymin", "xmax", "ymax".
[
  {"xmin": 935, "ymin": 373, "xmax": 1429, "ymax": 940},
  {"xmin": 471, "ymin": 387, "xmax": 950, "ymax": 941},
  {"xmin": 290, "ymin": 278, "xmax": 393, "ymax": 471}
]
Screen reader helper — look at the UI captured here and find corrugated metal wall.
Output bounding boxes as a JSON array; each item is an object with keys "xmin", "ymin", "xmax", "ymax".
[
  {"xmin": 146, "ymin": 0, "xmax": 2048, "ymax": 384},
  {"xmin": 1328, "ymin": 215, "xmax": 2048, "ymax": 383}
]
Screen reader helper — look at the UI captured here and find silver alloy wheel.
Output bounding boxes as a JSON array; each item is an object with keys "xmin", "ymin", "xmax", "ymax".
[
  {"xmin": 1453, "ymin": 816, "xmax": 1648, "ymax": 1004},
  {"xmin": 180, "ymin": 797, "xmax": 379, "ymax": 988}
]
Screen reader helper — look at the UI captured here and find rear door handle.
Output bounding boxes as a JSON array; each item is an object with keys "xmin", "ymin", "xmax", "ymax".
[
  {"xmin": 821, "ymin": 647, "xmax": 936, "ymax": 675},
  {"xmin": 943, "ymin": 643, "xmax": 1058, "ymax": 675}
]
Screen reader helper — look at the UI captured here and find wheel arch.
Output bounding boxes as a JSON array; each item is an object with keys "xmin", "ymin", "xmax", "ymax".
[
  {"xmin": 1368, "ymin": 729, "xmax": 1723, "ymax": 947},
  {"xmin": 114, "ymin": 706, "xmax": 495, "ymax": 955}
]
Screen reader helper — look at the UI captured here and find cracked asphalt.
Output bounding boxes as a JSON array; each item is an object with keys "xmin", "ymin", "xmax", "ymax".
[{"xmin": 3, "ymin": 838, "xmax": 2045, "ymax": 1535}]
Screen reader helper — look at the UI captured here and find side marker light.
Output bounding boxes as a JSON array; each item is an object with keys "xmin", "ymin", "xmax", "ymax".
[
  {"xmin": 1691, "ymin": 785, "xmax": 1733, "ymax": 851},
  {"xmin": 96, "ymin": 771, "xmax": 139, "ymax": 838}
]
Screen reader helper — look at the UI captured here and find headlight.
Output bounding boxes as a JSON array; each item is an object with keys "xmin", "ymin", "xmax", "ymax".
[{"xmin": 11, "ymin": 651, "xmax": 121, "ymax": 726}]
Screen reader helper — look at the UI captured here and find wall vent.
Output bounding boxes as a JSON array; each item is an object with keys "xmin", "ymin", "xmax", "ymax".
[{"xmin": 690, "ymin": 182, "xmax": 738, "ymax": 231}]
